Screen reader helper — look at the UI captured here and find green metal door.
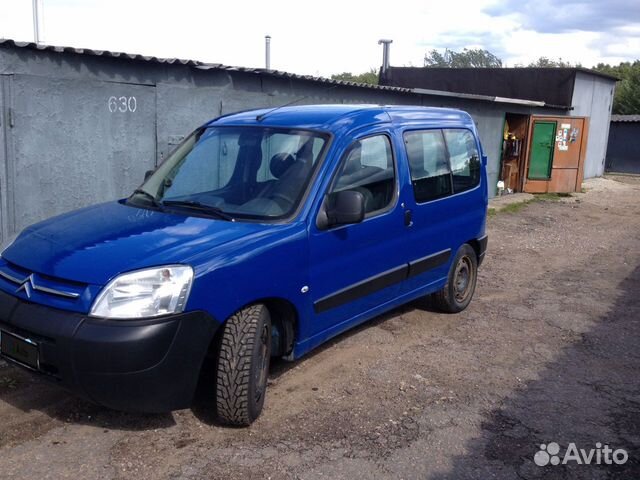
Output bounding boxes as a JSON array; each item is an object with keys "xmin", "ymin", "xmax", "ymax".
[{"xmin": 528, "ymin": 121, "xmax": 556, "ymax": 179}]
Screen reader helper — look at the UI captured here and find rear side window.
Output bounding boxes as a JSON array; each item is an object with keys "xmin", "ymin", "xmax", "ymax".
[
  {"xmin": 404, "ymin": 130, "xmax": 451, "ymax": 202},
  {"xmin": 443, "ymin": 129, "xmax": 481, "ymax": 193}
]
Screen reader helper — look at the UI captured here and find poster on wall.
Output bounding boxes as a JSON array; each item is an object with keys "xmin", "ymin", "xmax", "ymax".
[{"xmin": 556, "ymin": 123, "xmax": 571, "ymax": 151}]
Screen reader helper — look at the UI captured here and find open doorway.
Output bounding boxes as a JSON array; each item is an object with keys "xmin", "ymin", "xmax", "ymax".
[{"xmin": 500, "ymin": 113, "xmax": 530, "ymax": 193}]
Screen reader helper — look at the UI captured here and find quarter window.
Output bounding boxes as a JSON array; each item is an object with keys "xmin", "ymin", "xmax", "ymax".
[
  {"xmin": 331, "ymin": 135, "xmax": 395, "ymax": 216},
  {"xmin": 404, "ymin": 130, "xmax": 452, "ymax": 202},
  {"xmin": 443, "ymin": 129, "xmax": 481, "ymax": 193}
]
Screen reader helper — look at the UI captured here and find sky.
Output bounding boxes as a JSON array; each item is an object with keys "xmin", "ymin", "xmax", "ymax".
[{"xmin": 0, "ymin": 0, "xmax": 638, "ymax": 77}]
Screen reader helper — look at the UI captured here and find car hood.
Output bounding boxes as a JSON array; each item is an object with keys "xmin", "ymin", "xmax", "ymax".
[{"xmin": 3, "ymin": 201, "xmax": 280, "ymax": 285}]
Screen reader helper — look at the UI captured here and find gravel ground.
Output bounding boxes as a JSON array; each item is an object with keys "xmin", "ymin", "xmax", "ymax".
[{"xmin": 0, "ymin": 176, "xmax": 638, "ymax": 480}]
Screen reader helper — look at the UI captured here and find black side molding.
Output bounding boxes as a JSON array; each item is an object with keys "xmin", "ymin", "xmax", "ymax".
[
  {"xmin": 313, "ymin": 248, "xmax": 452, "ymax": 314},
  {"xmin": 314, "ymin": 265, "xmax": 408, "ymax": 314},
  {"xmin": 408, "ymin": 249, "xmax": 451, "ymax": 278}
]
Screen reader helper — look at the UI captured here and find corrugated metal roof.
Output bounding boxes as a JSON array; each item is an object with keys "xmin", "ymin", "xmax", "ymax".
[
  {"xmin": 194, "ymin": 64, "xmax": 412, "ymax": 93},
  {"xmin": 0, "ymin": 38, "xmax": 410, "ymax": 93},
  {"xmin": 0, "ymin": 38, "xmax": 203, "ymax": 65},
  {"xmin": 610, "ymin": 114, "xmax": 640, "ymax": 122},
  {"xmin": 0, "ymin": 38, "xmax": 568, "ymax": 108}
]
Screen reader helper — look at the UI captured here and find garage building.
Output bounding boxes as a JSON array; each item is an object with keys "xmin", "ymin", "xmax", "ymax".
[{"xmin": 0, "ymin": 39, "xmax": 616, "ymax": 243}]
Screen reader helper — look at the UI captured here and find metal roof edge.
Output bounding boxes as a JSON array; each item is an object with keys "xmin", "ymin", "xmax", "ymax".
[
  {"xmin": 412, "ymin": 88, "xmax": 570, "ymax": 109},
  {"xmin": 610, "ymin": 114, "xmax": 640, "ymax": 122},
  {"xmin": 387, "ymin": 65, "xmax": 620, "ymax": 82}
]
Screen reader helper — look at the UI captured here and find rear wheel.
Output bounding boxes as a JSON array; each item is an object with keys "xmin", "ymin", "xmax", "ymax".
[
  {"xmin": 432, "ymin": 244, "xmax": 478, "ymax": 313},
  {"xmin": 215, "ymin": 304, "xmax": 271, "ymax": 426}
]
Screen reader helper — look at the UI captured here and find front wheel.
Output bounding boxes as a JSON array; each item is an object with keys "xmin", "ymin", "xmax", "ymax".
[
  {"xmin": 432, "ymin": 244, "xmax": 478, "ymax": 313},
  {"xmin": 215, "ymin": 304, "xmax": 271, "ymax": 426}
]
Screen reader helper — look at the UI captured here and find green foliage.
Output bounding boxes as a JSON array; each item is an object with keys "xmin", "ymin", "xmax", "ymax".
[
  {"xmin": 330, "ymin": 68, "xmax": 379, "ymax": 85},
  {"xmin": 594, "ymin": 61, "xmax": 640, "ymax": 114},
  {"xmin": 424, "ymin": 48, "xmax": 503, "ymax": 68},
  {"xmin": 526, "ymin": 57, "xmax": 581, "ymax": 68}
]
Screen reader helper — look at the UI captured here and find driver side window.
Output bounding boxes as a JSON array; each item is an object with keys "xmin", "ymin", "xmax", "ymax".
[{"xmin": 330, "ymin": 135, "xmax": 395, "ymax": 216}]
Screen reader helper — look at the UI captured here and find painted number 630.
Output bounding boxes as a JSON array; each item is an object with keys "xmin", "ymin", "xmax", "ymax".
[{"xmin": 108, "ymin": 96, "xmax": 137, "ymax": 113}]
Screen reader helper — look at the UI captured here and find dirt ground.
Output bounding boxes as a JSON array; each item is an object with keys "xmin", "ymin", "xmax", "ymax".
[{"xmin": 0, "ymin": 175, "xmax": 638, "ymax": 480}]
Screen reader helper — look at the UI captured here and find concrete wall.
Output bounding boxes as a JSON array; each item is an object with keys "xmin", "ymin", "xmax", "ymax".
[
  {"xmin": 571, "ymin": 71, "xmax": 616, "ymax": 179},
  {"xmin": 0, "ymin": 45, "xmax": 562, "ymax": 243}
]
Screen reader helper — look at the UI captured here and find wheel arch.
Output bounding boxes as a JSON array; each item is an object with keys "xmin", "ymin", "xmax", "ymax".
[
  {"xmin": 208, "ymin": 297, "xmax": 300, "ymax": 359},
  {"xmin": 465, "ymin": 235, "xmax": 487, "ymax": 266},
  {"xmin": 259, "ymin": 297, "xmax": 299, "ymax": 358}
]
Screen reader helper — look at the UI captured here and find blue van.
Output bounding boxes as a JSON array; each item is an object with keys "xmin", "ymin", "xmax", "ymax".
[{"xmin": 0, "ymin": 105, "xmax": 487, "ymax": 425}]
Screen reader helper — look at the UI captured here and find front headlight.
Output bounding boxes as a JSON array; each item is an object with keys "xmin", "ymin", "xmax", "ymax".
[{"xmin": 90, "ymin": 265, "xmax": 194, "ymax": 319}]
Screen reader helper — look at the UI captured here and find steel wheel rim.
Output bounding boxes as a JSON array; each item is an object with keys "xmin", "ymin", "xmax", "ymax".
[{"xmin": 453, "ymin": 256, "xmax": 474, "ymax": 303}]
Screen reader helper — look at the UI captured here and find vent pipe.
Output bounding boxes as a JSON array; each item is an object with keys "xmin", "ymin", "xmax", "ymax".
[
  {"xmin": 378, "ymin": 39, "xmax": 393, "ymax": 74},
  {"xmin": 265, "ymin": 35, "xmax": 271, "ymax": 69},
  {"xmin": 32, "ymin": 0, "xmax": 43, "ymax": 44}
]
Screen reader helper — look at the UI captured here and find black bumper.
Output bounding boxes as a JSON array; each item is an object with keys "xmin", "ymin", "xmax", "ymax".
[{"xmin": 0, "ymin": 290, "xmax": 220, "ymax": 413}]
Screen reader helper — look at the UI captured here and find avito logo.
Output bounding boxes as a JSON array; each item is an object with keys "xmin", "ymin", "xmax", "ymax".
[{"xmin": 535, "ymin": 442, "xmax": 628, "ymax": 466}]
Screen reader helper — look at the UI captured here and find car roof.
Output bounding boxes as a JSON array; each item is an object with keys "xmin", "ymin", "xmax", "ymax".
[{"xmin": 207, "ymin": 104, "xmax": 475, "ymax": 134}]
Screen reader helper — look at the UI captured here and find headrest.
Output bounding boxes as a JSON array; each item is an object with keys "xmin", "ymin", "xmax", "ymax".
[
  {"xmin": 342, "ymin": 145, "xmax": 363, "ymax": 175},
  {"xmin": 270, "ymin": 153, "xmax": 296, "ymax": 179}
]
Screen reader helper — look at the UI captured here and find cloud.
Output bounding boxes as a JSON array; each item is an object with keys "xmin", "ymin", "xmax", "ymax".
[{"xmin": 484, "ymin": 0, "xmax": 640, "ymax": 34}]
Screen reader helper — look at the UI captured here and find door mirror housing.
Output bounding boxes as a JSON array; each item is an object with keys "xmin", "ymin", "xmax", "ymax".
[{"xmin": 319, "ymin": 190, "xmax": 365, "ymax": 229}]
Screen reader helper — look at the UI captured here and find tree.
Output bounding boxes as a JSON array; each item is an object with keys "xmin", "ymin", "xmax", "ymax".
[
  {"xmin": 594, "ymin": 61, "xmax": 640, "ymax": 114},
  {"xmin": 330, "ymin": 69, "xmax": 379, "ymax": 85},
  {"xmin": 526, "ymin": 57, "xmax": 581, "ymax": 68},
  {"xmin": 423, "ymin": 48, "xmax": 503, "ymax": 68}
]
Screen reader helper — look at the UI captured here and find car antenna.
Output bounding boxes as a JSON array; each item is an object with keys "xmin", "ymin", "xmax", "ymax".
[
  {"xmin": 256, "ymin": 95, "xmax": 309, "ymax": 122},
  {"xmin": 255, "ymin": 83, "xmax": 340, "ymax": 122}
]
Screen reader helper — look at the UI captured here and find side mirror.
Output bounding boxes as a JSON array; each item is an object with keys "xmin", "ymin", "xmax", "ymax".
[
  {"xmin": 144, "ymin": 170, "xmax": 154, "ymax": 181},
  {"xmin": 322, "ymin": 190, "xmax": 365, "ymax": 228}
]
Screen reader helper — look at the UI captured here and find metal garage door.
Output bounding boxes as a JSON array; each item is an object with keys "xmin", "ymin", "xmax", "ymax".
[{"xmin": 4, "ymin": 74, "xmax": 156, "ymax": 236}]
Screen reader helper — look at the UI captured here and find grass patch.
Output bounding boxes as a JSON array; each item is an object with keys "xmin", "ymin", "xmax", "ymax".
[
  {"xmin": 489, "ymin": 191, "xmax": 575, "ymax": 218},
  {"xmin": 499, "ymin": 199, "xmax": 535, "ymax": 214},
  {"xmin": 535, "ymin": 192, "xmax": 572, "ymax": 201},
  {"xmin": 0, "ymin": 375, "xmax": 18, "ymax": 390}
]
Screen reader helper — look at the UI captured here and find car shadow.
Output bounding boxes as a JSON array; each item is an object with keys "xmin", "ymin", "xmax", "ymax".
[
  {"xmin": 191, "ymin": 297, "xmax": 439, "ymax": 426},
  {"xmin": 430, "ymin": 263, "xmax": 640, "ymax": 479},
  {"xmin": 0, "ymin": 295, "xmax": 438, "ymax": 431},
  {"xmin": 0, "ymin": 366, "xmax": 176, "ymax": 431}
]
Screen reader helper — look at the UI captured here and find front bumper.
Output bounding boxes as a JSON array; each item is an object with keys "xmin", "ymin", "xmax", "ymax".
[{"xmin": 0, "ymin": 290, "xmax": 219, "ymax": 413}]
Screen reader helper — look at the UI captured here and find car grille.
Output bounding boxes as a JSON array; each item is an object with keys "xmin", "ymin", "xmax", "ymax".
[{"xmin": 0, "ymin": 261, "xmax": 86, "ymax": 300}]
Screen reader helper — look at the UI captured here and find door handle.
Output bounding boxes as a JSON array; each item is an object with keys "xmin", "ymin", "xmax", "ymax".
[{"xmin": 404, "ymin": 209, "xmax": 413, "ymax": 227}]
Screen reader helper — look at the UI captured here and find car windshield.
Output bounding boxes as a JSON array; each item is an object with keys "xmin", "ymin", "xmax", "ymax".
[{"xmin": 131, "ymin": 126, "xmax": 329, "ymax": 220}]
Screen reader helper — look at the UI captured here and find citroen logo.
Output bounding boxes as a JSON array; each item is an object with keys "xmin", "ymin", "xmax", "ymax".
[{"xmin": 16, "ymin": 274, "xmax": 35, "ymax": 299}]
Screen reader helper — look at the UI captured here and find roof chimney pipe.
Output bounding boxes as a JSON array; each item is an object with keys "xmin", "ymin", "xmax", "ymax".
[
  {"xmin": 378, "ymin": 39, "xmax": 393, "ymax": 75},
  {"xmin": 265, "ymin": 35, "xmax": 271, "ymax": 70},
  {"xmin": 32, "ymin": 0, "xmax": 43, "ymax": 44}
]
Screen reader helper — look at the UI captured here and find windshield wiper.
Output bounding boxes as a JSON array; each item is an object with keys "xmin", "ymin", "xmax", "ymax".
[
  {"xmin": 161, "ymin": 200, "xmax": 235, "ymax": 221},
  {"xmin": 131, "ymin": 189, "xmax": 162, "ymax": 208}
]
